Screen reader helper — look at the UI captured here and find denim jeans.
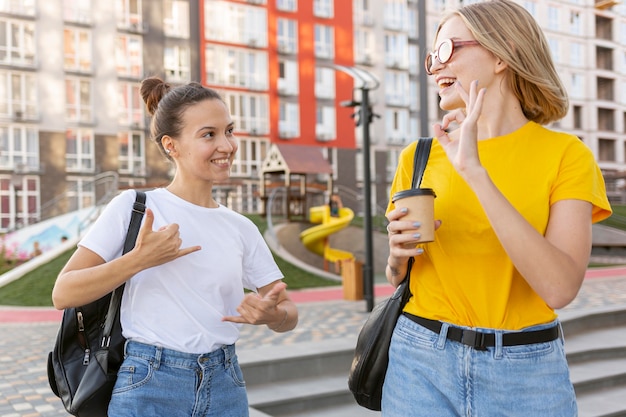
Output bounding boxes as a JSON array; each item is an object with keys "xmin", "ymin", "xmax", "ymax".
[
  {"xmin": 381, "ymin": 315, "xmax": 577, "ymax": 417},
  {"xmin": 109, "ymin": 340, "xmax": 249, "ymax": 417}
]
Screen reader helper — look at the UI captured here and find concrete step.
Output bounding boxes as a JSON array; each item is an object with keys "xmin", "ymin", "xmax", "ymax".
[
  {"xmin": 577, "ymin": 385, "xmax": 626, "ymax": 417},
  {"xmin": 240, "ymin": 306, "xmax": 626, "ymax": 417}
]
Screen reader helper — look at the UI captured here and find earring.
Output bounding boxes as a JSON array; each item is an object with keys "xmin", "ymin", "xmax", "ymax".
[{"xmin": 165, "ymin": 148, "xmax": 171, "ymax": 154}]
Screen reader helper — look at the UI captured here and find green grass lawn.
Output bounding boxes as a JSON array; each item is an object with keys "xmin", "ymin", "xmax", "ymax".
[{"xmin": 0, "ymin": 214, "xmax": 338, "ymax": 307}]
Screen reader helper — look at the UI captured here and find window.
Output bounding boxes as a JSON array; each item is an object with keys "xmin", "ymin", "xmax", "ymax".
[
  {"xmin": 65, "ymin": 77, "xmax": 92, "ymax": 123},
  {"xmin": 205, "ymin": 46, "xmax": 268, "ymax": 90},
  {"xmin": 223, "ymin": 91, "xmax": 269, "ymax": 135},
  {"xmin": 116, "ymin": 34, "xmax": 143, "ymax": 78},
  {"xmin": 277, "ymin": 0, "xmax": 297, "ymax": 12},
  {"xmin": 570, "ymin": 73, "xmax": 584, "ymax": 99},
  {"xmin": 0, "ymin": 71, "xmax": 37, "ymax": 120},
  {"xmin": 316, "ymin": 105, "xmax": 336, "ymax": 141},
  {"xmin": 547, "ymin": 38, "xmax": 560, "ymax": 64},
  {"xmin": 0, "ymin": 0, "xmax": 35, "ymax": 15},
  {"xmin": 66, "ymin": 176, "xmax": 95, "ymax": 212},
  {"xmin": 315, "ymin": 67, "xmax": 335, "ymax": 100},
  {"xmin": 278, "ymin": 59, "xmax": 299, "ymax": 95},
  {"xmin": 277, "ymin": 18, "xmax": 298, "ymax": 53},
  {"xmin": 0, "ymin": 18, "xmax": 36, "ymax": 67},
  {"xmin": 385, "ymin": 71, "xmax": 409, "ymax": 106},
  {"xmin": 116, "ymin": 0, "xmax": 142, "ymax": 30},
  {"xmin": 385, "ymin": 108, "xmax": 409, "ymax": 145},
  {"xmin": 547, "ymin": 6, "xmax": 559, "ymax": 31},
  {"xmin": 354, "ymin": 29, "xmax": 374, "ymax": 64},
  {"xmin": 118, "ymin": 131, "xmax": 145, "ymax": 175},
  {"xmin": 66, "ymin": 128, "xmax": 94, "ymax": 172},
  {"xmin": 0, "ymin": 175, "xmax": 39, "ymax": 232},
  {"xmin": 278, "ymin": 102, "xmax": 299, "ymax": 138},
  {"xmin": 205, "ymin": 1, "xmax": 268, "ymax": 47},
  {"xmin": 354, "ymin": 0, "xmax": 373, "ymax": 26},
  {"xmin": 598, "ymin": 139, "xmax": 615, "ymax": 162},
  {"xmin": 384, "ymin": 0, "xmax": 407, "ymax": 31},
  {"xmin": 64, "ymin": 27, "xmax": 92, "ymax": 72},
  {"xmin": 385, "ymin": 33, "xmax": 408, "ymax": 69},
  {"xmin": 118, "ymin": 82, "xmax": 143, "ymax": 127},
  {"xmin": 64, "ymin": 0, "xmax": 91, "ymax": 24},
  {"xmin": 522, "ymin": 1, "xmax": 537, "ymax": 18},
  {"xmin": 569, "ymin": 11, "xmax": 581, "ymax": 35},
  {"xmin": 314, "ymin": 25, "xmax": 334, "ymax": 59},
  {"xmin": 164, "ymin": 45, "xmax": 190, "ymax": 82},
  {"xmin": 230, "ymin": 138, "xmax": 268, "ymax": 177},
  {"xmin": 572, "ymin": 105, "xmax": 582, "ymax": 129},
  {"xmin": 163, "ymin": 0, "xmax": 190, "ymax": 38},
  {"xmin": 598, "ymin": 108, "xmax": 615, "ymax": 131},
  {"xmin": 0, "ymin": 124, "xmax": 39, "ymax": 170},
  {"xmin": 314, "ymin": 0, "xmax": 333, "ymax": 18},
  {"xmin": 570, "ymin": 42, "xmax": 583, "ymax": 68},
  {"xmin": 597, "ymin": 77, "xmax": 614, "ymax": 101}
]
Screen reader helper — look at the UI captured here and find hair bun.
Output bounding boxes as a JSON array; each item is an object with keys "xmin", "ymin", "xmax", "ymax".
[{"xmin": 140, "ymin": 76, "xmax": 171, "ymax": 116}]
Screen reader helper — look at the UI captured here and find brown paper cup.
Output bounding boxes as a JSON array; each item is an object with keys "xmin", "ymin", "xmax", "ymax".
[{"xmin": 392, "ymin": 188, "xmax": 436, "ymax": 248}]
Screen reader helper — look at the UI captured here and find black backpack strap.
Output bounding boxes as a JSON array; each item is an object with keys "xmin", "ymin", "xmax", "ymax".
[
  {"xmin": 102, "ymin": 191, "xmax": 146, "ymax": 347},
  {"xmin": 411, "ymin": 137, "xmax": 433, "ymax": 189}
]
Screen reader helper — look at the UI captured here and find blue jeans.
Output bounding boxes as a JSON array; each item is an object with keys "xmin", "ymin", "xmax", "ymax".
[
  {"xmin": 109, "ymin": 340, "xmax": 249, "ymax": 417},
  {"xmin": 381, "ymin": 315, "xmax": 577, "ymax": 417}
]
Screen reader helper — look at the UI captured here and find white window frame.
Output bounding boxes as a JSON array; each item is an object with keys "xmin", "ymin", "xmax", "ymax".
[
  {"xmin": 66, "ymin": 128, "xmax": 95, "ymax": 173},
  {"xmin": 65, "ymin": 77, "xmax": 92, "ymax": 124},
  {"xmin": 315, "ymin": 67, "xmax": 335, "ymax": 100},
  {"xmin": 277, "ymin": 0, "xmax": 297, "ymax": 12},
  {"xmin": 279, "ymin": 102, "xmax": 300, "ymax": 138},
  {"xmin": 0, "ymin": 70, "xmax": 38, "ymax": 120},
  {"xmin": 64, "ymin": 27, "xmax": 92, "ymax": 72},
  {"xmin": 0, "ymin": 18, "xmax": 36, "ymax": 67},
  {"xmin": 0, "ymin": 124, "xmax": 39, "ymax": 171},
  {"xmin": 164, "ymin": 45, "xmax": 191, "ymax": 83},
  {"xmin": 63, "ymin": 0, "xmax": 92, "ymax": 24},
  {"xmin": 205, "ymin": 45, "xmax": 268, "ymax": 90},
  {"xmin": 115, "ymin": 34, "xmax": 143, "ymax": 78},
  {"xmin": 66, "ymin": 176, "xmax": 96, "ymax": 212},
  {"xmin": 223, "ymin": 91, "xmax": 270, "ymax": 135},
  {"xmin": 163, "ymin": 0, "xmax": 190, "ymax": 38},
  {"xmin": 277, "ymin": 18, "xmax": 298, "ymax": 53},
  {"xmin": 118, "ymin": 130, "xmax": 146, "ymax": 175},
  {"xmin": 314, "ymin": 0, "xmax": 333, "ymax": 18},
  {"xmin": 314, "ymin": 24, "xmax": 334, "ymax": 59},
  {"xmin": 118, "ymin": 82, "xmax": 143, "ymax": 128}
]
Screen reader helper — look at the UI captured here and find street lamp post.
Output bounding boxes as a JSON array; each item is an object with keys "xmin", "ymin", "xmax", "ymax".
[{"xmin": 334, "ymin": 65, "xmax": 380, "ymax": 312}]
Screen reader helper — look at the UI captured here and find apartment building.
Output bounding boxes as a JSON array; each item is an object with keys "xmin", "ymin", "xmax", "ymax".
[{"xmin": 1, "ymin": 0, "xmax": 624, "ymax": 234}]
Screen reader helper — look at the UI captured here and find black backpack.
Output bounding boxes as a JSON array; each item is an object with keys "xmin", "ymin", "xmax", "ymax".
[{"xmin": 47, "ymin": 191, "xmax": 146, "ymax": 417}]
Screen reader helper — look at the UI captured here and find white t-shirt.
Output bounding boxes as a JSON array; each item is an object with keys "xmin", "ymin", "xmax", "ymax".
[{"xmin": 79, "ymin": 188, "xmax": 283, "ymax": 354}]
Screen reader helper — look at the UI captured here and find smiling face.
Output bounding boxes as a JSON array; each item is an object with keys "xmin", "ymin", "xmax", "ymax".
[
  {"xmin": 431, "ymin": 15, "xmax": 501, "ymax": 111},
  {"xmin": 165, "ymin": 98, "xmax": 238, "ymax": 185}
]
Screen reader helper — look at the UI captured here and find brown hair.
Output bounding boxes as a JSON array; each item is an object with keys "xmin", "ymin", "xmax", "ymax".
[
  {"xmin": 437, "ymin": 0, "xmax": 568, "ymax": 124},
  {"xmin": 139, "ymin": 77, "xmax": 224, "ymax": 158}
]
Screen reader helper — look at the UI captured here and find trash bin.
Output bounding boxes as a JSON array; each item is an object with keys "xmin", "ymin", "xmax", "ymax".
[{"xmin": 341, "ymin": 258, "xmax": 364, "ymax": 301}]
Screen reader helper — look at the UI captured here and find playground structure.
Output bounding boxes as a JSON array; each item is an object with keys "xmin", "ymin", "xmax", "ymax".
[{"xmin": 299, "ymin": 204, "xmax": 355, "ymax": 273}]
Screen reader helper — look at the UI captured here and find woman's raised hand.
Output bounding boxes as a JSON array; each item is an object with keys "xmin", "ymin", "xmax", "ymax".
[{"xmin": 433, "ymin": 80, "xmax": 486, "ymax": 180}]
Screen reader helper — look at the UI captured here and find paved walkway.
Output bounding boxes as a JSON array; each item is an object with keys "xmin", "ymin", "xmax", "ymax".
[{"xmin": 1, "ymin": 267, "xmax": 626, "ymax": 416}]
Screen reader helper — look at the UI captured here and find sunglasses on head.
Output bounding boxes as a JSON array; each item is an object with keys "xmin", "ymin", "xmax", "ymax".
[{"xmin": 425, "ymin": 39, "xmax": 481, "ymax": 75}]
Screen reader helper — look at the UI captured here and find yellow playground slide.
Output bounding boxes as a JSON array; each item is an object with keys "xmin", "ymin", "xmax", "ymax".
[{"xmin": 300, "ymin": 205, "xmax": 355, "ymax": 271}]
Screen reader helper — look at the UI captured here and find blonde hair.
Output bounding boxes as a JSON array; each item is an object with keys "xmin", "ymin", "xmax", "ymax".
[{"xmin": 436, "ymin": 0, "xmax": 568, "ymax": 124}]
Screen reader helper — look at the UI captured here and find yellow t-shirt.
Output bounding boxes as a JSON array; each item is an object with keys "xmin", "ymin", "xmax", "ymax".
[{"xmin": 387, "ymin": 122, "xmax": 612, "ymax": 330}]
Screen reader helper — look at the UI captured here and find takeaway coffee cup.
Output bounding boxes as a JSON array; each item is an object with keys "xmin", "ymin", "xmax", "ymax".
[{"xmin": 391, "ymin": 188, "xmax": 436, "ymax": 247}]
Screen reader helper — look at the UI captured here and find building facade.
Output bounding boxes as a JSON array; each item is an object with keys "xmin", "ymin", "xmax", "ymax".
[{"xmin": 1, "ymin": 0, "xmax": 624, "ymax": 233}]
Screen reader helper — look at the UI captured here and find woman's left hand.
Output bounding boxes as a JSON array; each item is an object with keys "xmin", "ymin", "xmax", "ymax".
[
  {"xmin": 223, "ymin": 281, "xmax": 291, "ymax": 327},
  {"xmin": 434, "ymin": 80, "xmax": 486, "ymax": 180}
]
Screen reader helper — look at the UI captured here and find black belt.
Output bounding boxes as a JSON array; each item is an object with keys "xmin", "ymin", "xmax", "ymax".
[{"xmin": 402, "ymin": 313, "xmax": 560, "ymax": 351}]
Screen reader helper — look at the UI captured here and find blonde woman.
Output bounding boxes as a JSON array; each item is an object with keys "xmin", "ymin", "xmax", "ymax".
[{"xmin": 384, "ymin": 1, "xmax": 611, "ymax": 415}]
